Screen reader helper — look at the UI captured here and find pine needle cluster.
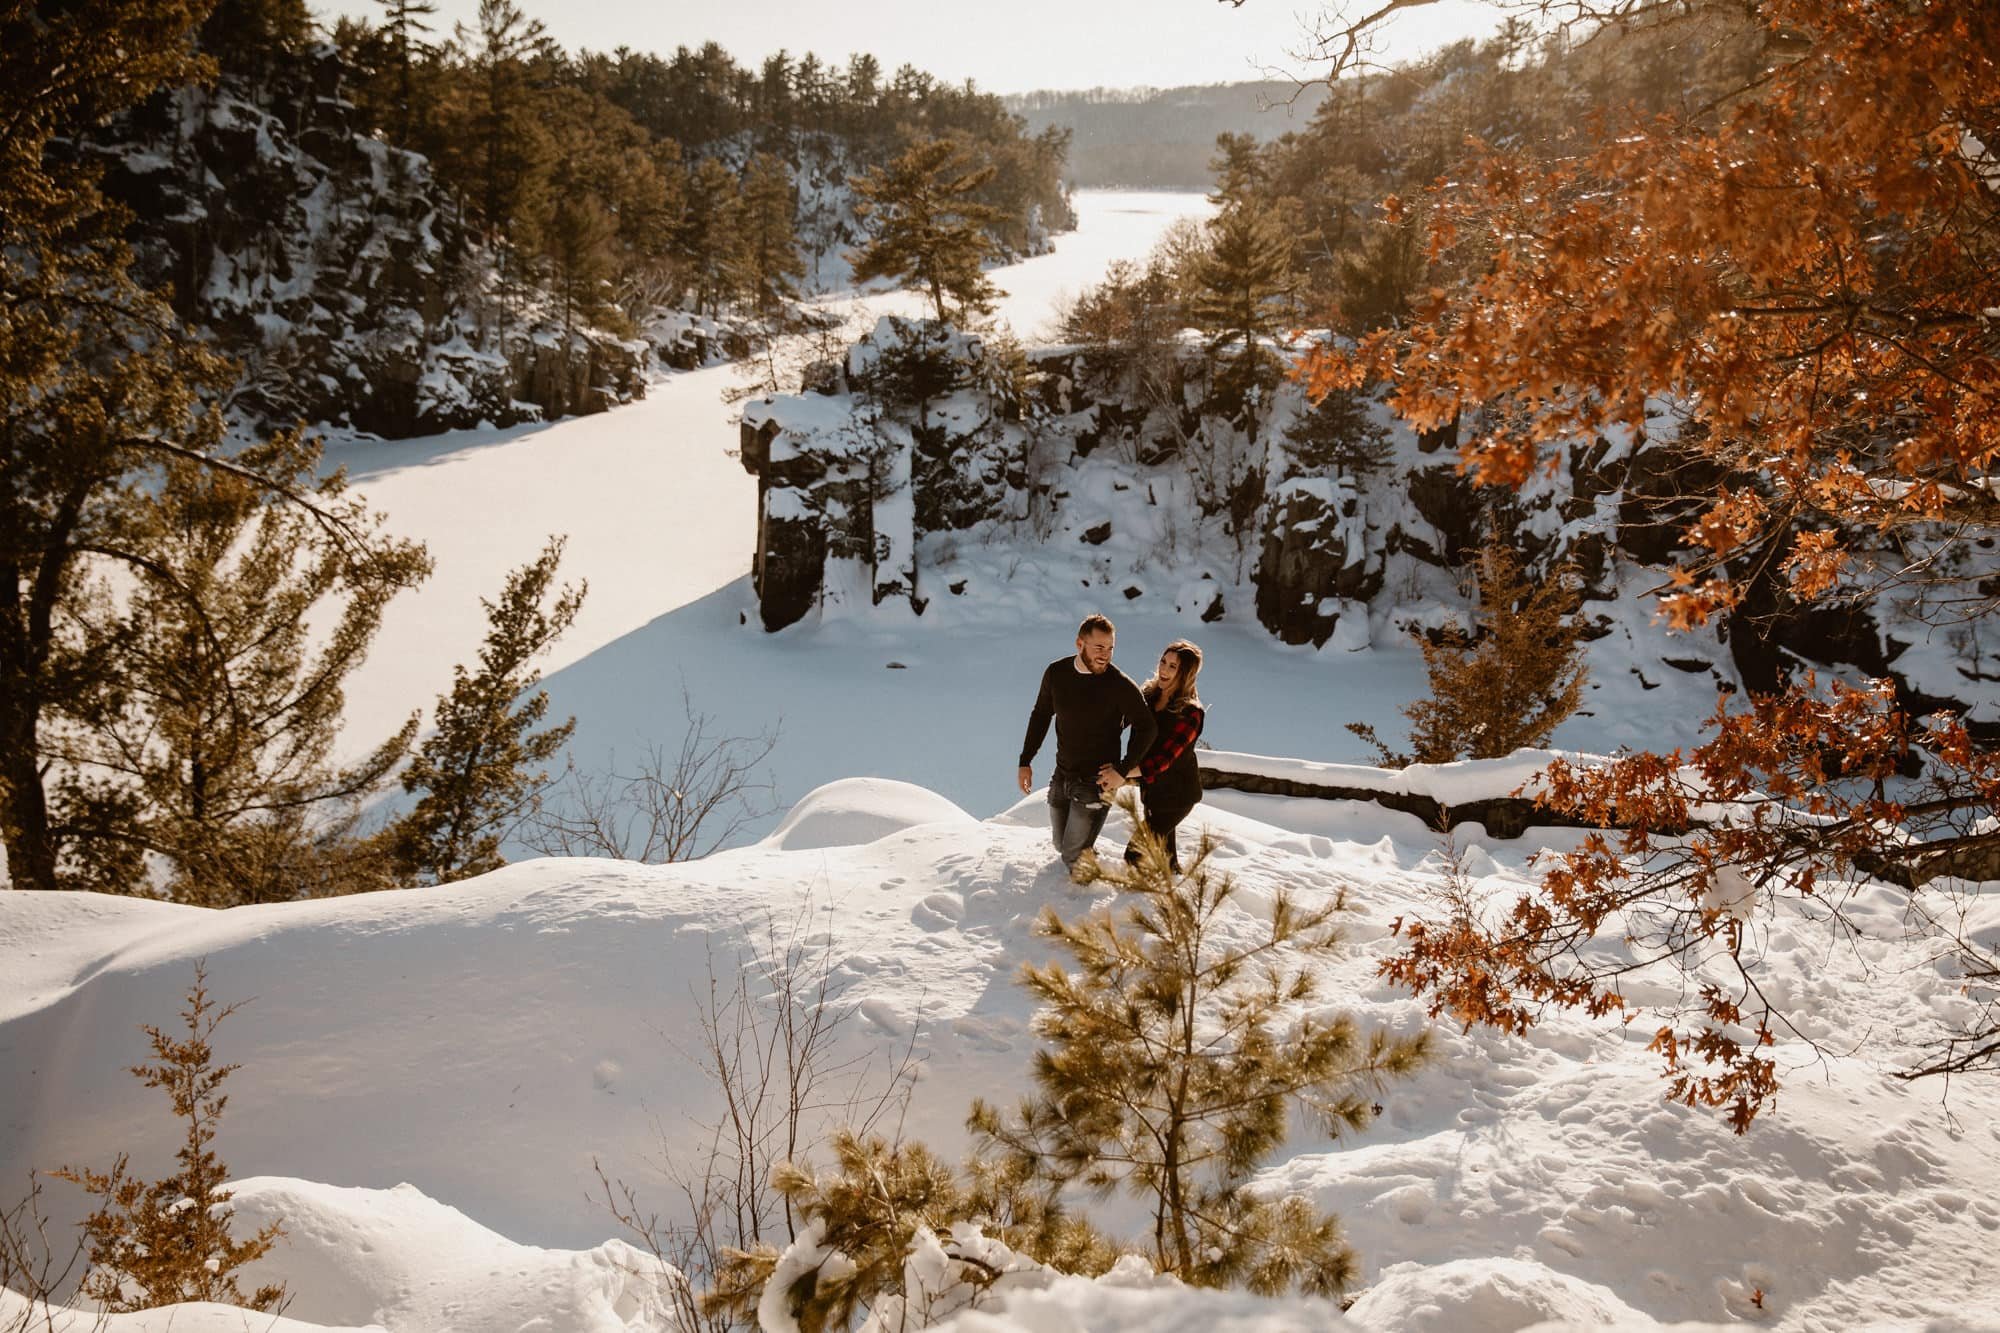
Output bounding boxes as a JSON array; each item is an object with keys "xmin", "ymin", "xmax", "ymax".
[
  {"xmin": 972, "ymin": 806, "xmax": 1429, "ymax": 1297},
  {"xmin": 50, "ymin": 964, "xmax": 285, "ymax": 1315}
]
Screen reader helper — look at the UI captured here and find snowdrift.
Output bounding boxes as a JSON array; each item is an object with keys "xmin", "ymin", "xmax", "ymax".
[{"xmin": 4, "ymin": 774, "xmax": 1999, "ymax": 1331}]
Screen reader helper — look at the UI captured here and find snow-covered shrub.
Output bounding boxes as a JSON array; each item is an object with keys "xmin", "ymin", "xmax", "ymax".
[{"xmin": 704, "ymin": 1131, "xmax": 1113, "ymax": 1333}]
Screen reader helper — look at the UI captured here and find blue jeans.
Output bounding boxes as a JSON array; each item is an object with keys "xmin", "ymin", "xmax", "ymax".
[{"xmin": 1048, "ymin": 771, "xmax": 1110, "ymax": 867}]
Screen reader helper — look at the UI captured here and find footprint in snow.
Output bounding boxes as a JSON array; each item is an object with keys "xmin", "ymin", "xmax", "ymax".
[
  {"xmin": 951, "ymin": 1016, "xmax": 1015, "ymax": 1052},
  {"xmin": 859, "ymin": 998, "xmax": 910, "ymax": 1036},
  {"xmin": 912, "ymin": 892, "xmax": 965, "ymax": 931}
]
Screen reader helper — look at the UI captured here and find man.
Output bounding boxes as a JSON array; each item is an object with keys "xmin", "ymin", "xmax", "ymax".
[{"xmin": 1018, "ymin": 613, "xmax": 1157, "ymax": 880}]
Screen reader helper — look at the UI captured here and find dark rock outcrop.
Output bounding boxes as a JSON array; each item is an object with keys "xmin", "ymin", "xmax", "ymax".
[
  {"xmin": 1254, "ymin": 479, "xmax": 1380, "ymax": 648},
  {"xmin": 89, "ymin": 47, "xmax": 646, "ymax": 438}
]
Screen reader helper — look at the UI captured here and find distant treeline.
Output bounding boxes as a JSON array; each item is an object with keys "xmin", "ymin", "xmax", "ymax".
[
  {"xmin": 169, "ymin": 0, "xmax": 1072, "ymax": 325},
  {"xmin": 1007, "ymin": 81, "xmax": 1327, "ymax": 189}
]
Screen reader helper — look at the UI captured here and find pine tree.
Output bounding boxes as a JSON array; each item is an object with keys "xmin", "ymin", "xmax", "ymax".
[
  {"xmin": 52, "ymin": 964, "xmax": 286, "ymax": 1314},
  {"xmin": 373, "ymin": 0, "xmax": 440, "ymax": 146},
  {"xmin": 972, "ymin": 813, "xmax": 1429, "ymax": 1296},
  {"xmin": 79, "ymin": 431, "xmax": 431, "ymax": 906},
  {"xmin": 539, "ymin": 161, "xmax": 620, "ymax": 338},
  {"xmin": 2, "ymin": 1, "xmax": 411, "ymax": 895},
  {"xmin": 199, "ymin": 0, "xmax": 311, "ymax": 85},
  {"xmin": 705, "ymin": 1131, "xmax": 1117, "ymax": 1332},
  {"xmin": 1401, "ymin": 538, "xmax": 1590, "ymax": 764},
  {"xmin": 1185, "ymin": 198, "xmax": 1299, "ymax": 420},
  {"xmin": 677, "ymin": 155, "xmax": 744, "ymax": 315},
  {"xmin": 394, "ymin": 537, "xmax": 584, "ymax": 885},
  {"xmin": 456, "ymin": 0, "xmax": 555, "ymax": 243},
  {"xmin": 849, "ymin": 137, "xmax": 1005, "ymax": 322},
  {"xmin": 845, "ymin": 52, "xmax": 882, "ymax": 108},
  {"xmin": 736, "ymin": 151, "xmax": 806, "ymax": 312},
  {"xmin": 1285, "ymin": 385, "xmax": 1393, "ymax": 479},
  {"xmin": 1207, "ymin": 131, "xmax": 1268, "ymax": 208},
  {"xmin": 705, "ymin": 1133, "xmax": 973, "ymax": 1332}
]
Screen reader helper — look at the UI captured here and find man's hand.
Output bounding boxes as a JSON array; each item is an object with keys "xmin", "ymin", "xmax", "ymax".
[
  {"xmin": 1017, "ymin": 766, "xmax": 1032, "ymax": 795},
  {"xmin": 1097, "ymin": 763, "xmax": 1126, "ymax": 801}
]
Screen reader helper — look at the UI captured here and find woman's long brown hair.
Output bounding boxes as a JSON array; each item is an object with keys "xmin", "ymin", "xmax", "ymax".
[{"xmin": 1142, "ymin": 640, "xmax": 1203, "ymax": 713}]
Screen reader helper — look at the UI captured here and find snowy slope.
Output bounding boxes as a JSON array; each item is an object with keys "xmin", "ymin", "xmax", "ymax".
[{"xmin": 5, "ymin": 774, "xmax": 1999, "ymax": 1331}]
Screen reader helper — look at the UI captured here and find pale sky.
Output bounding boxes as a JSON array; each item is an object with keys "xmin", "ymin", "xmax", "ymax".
[{"xmin": 311, "ymin": 0, "xmax": 1501, "ymax": 95}]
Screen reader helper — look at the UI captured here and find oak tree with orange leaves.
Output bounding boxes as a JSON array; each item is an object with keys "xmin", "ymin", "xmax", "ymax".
[{"xmin": 1283, "ymin": 0, "xmax": 2000, "ymax": 1129}]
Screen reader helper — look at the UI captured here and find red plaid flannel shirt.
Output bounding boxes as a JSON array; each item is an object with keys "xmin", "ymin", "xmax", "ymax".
[{"xmin": 1138, "ymin": 705, "xmax": 1204, "ymax": 783}]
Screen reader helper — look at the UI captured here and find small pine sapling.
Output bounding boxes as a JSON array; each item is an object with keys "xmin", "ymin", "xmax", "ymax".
[
  {"xmin": 1401, "ymin": 536, "xmax": 1589, "ymax": 763},
  {"xmin": 972, "ymin": 803, "xmax": 1429, "ymax": 1297},
  {"xmin": 394, "ymin": 535, "xmax": 584, "ymax": 884},
  {"xmin": 1285, "ymin": 385, "xmax": 1393, "ymax": 480},
  {"xmin": 51, "ymin": 963, "xmax": 285, "ymax": 1314}
]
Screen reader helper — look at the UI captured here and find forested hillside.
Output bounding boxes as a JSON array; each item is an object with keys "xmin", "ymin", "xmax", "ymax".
[{"xmin": 72, "ymin": 0, "xmax": 1074, "ymax": 435}]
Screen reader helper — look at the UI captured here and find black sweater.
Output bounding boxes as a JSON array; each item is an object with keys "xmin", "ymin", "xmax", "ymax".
[{"xmin": 1019, "ymin": 658, "xmax": 1157, "ymax": 779}]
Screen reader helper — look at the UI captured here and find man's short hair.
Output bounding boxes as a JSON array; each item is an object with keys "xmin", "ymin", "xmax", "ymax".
[{"xmin": 1077, "ymin": 613, "xmax": 1115, "ymax": 639}]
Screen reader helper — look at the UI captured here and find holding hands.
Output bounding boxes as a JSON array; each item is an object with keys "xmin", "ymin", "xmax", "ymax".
[{"xmin": 1097, "ymin": 763, "xmax": 1128, "ymax": 802}]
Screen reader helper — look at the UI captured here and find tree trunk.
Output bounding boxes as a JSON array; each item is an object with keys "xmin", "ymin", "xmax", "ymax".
[
  {"xmin": 0, "ymin": 482, "xmax": 90, "ymax": 892},
  {"xmin": 0, "ymin": 696, "xmax": 58, "ymax": 892}
]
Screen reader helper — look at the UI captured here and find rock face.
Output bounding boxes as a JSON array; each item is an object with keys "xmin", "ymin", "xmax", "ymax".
[
  {"xmin": 90, "ymin": 47, "xmax": 647, "ymax": 437},
  {"xmin": 734, "ymin": 322, "xmax": 1993, "ymax": 730},
  {"xmin": 1254, "ymin": 476, "xmax": 1380, "ymax": 647},
  {"xmin": 739, "ymin": 317, "xmax": 1026, "ymax": 630}
]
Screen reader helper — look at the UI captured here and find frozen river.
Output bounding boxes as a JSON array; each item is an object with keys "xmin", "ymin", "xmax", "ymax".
[{"xmin": 325, "ymin": 190, "xmax": 1216, "ymax": 762}]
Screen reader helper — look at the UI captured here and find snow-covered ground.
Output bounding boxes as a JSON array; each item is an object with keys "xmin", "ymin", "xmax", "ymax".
[
  {"xmin": 11, "ymin": 190, "xmax": 2000, "ymax": 1331},
  {"xmin": 5, "ymin": 776, "xmax": 1998, "ymax": 1330}
]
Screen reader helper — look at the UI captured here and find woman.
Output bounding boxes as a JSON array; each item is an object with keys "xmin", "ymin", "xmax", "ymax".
[{"xmin": 1109, "ymin": 639, "xmax": 1205, "ymax": 873}]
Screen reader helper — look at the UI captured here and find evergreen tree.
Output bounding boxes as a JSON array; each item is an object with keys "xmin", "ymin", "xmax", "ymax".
[
  {"xmin": 394, "ymin": 537, "xmax": 583, "ymax": 885},
  {"xmin": 373, "ymin": 0, "xmax": 440, "ymax": 145},
  {"xmin": 756, "ymin": 49, "xmax": 795, "ymax": 144},
  {"xmin": 736, "ymin": 151, "xmax": 806, "ymax": 312},
  {"xmin": 1284, "ymin": 385, "xmax": 1392, "ymax": 479},
  {"xmin": 199, "ymin": 0, "xmax": 311, "ymax": 84},
  {"xmin": 1185, "ymin": 198, "xmax": 1299, "ymax": 419},
  {"xmin": 1334, "ymin": 198, "xmax": 1428, "ymax": 332},
  {"xmin": 52, "ymin": 964, "xmax": 286, "ymax": 1313},
  {"xmin": 1401, "ymin": 538, "xmax": 1589, "ymax": 763},
  {"xmin": 972, "ymin": 814, "xmax": 1429, "ymax": 1296},
  {"xmin": 792, "ymin": 51, "xmax": 830, "ymax": 131},
  {"xmin": 1, "ymin": 0, "xmax": 413, "ymax": 895},
  {"xmin": 706, "ymin": 1131, "xmax": 1117, "ymax": 1332},
  {"xmin": 849, "ymin": 137, "xmax": 1005, "ymax": 322},
  {"xmin": 1207, "ymin": 131, "xmax": 1268, "ymax": 208},
  {"xmin": 539, "ymin": 159, "xmax": 620, "ymax": 337},
  {"xmin": 845, "ymin": 52, "xmax": 881, "ymax": 107},
  {"xmin": 677, "ymin": 155, "xmax": 744, "ymax": 315},
  {"xmin": 81, "ymin": 432, "xmax": 431, "ymax": 906},
  {"xmin": 455, "ymin": 0, "xmax": 555, "ymax": 243}
]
